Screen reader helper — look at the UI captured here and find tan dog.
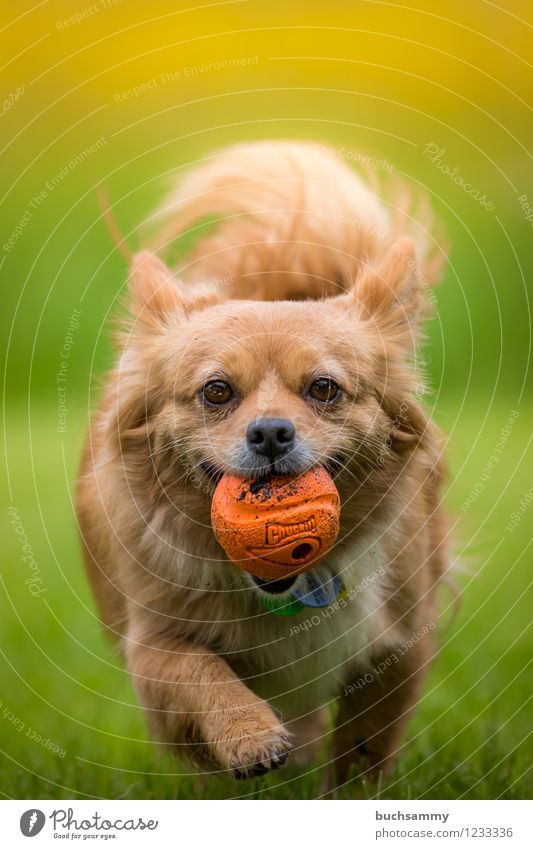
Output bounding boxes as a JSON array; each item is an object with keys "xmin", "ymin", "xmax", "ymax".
[{"xmin": 77, "ymin": 141, "xmax": 449, "ymax": 789}]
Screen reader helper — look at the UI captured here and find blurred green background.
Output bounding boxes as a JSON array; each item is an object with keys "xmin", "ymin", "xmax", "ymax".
[{"xmin": 1, "ymin": 0, "xmax": 531, "ymax": 799}]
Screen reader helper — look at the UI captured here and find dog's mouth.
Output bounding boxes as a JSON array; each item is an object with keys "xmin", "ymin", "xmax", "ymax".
[
  {"xmin": 322, "ymin": 453, "xmax": 345, "ymax": 478},
  {"xmin": 201, "ymin": 453, "xmax": 345, "ymax": 486},
  {"xmin": 251, "ymin": 575, "xmax": 297, "ymax": 595},
  {"xmin": 200, "ymin": 462, "xmax": 224, "ymax": 485},
  {"xmin": 202, "ymin": 455, "xmax": 343, "ymax": 598}
]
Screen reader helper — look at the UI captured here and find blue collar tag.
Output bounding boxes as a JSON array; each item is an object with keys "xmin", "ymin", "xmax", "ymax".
[{"xmin": 293, "ymin": 572, "xmax": 341, "ymax": 608}]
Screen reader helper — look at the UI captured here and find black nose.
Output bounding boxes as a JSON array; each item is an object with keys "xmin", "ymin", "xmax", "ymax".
[{"xmin": 246, "ymin": 417, "xmax": 296, "ymax": 460}]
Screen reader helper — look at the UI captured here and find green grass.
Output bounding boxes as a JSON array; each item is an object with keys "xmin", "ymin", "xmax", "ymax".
[{"xmin": 1, "ymin": 395, "xmax": 531, "ymax": 799}]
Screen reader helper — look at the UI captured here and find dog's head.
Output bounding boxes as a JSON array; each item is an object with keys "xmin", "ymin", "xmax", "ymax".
[{"xmin": 113, "ymin": 240, "xmax": 432, "ymax": 521}]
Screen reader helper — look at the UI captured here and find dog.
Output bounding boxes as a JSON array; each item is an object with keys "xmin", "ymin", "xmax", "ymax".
[{"xmin": 76, "ymin": 141, "xmax": 450, "ymax": 790}]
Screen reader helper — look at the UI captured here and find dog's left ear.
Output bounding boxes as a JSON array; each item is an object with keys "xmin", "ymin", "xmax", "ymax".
[
  {"xmin": 344, "ymin": 238, "xmax": 431, "ymax": 452},
  {"xmin": 350, "ymin": 237, "xmax": 425, "ymax": 348}
]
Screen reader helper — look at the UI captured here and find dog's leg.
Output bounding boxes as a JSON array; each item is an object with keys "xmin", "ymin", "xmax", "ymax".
[
  {"xmin": 326, "ymin": 636, "xmax": 433, "ymax": 794},
  {"xmin": 125, "ymin": 629, "xmax": 293, "ymax": 779},
  {"xmin": 286, "ymin": 707, "xmax": 330, "ymax": 766}
]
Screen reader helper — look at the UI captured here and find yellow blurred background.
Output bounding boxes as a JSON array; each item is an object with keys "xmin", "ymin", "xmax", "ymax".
[{"xmin": 2, "ymin": 0, "xmax": 531, "ymax": 399}]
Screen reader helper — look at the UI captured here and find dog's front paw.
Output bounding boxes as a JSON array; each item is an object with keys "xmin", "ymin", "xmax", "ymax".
[{"xmin": 210, "ymin": 706, "xmax": 293, "ymax": 779}]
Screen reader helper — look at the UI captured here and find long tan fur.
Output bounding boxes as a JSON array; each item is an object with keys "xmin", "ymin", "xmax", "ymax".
[{"xmin": 77, "ymin": 140, "xmax": 450, "ymax": 789}]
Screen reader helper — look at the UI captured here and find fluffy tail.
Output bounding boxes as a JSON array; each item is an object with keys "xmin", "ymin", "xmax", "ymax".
[{"xmin": 143, "ymin": 140, "xmax": 445, "ymax": 301}]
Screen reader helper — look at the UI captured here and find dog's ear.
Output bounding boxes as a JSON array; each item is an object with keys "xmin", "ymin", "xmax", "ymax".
[
  {"xmin": 128, "ymin": 251, "xmax": 222, "ymax": 332},
  {"xmin": 351, "ymin": 237, "xmax": 425, "ymax": 348},
  {"xmin": 129, "ymin": 251, "xmax": 184, "ymax": 331}
]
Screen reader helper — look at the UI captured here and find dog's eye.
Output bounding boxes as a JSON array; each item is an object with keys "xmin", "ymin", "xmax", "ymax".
[
  {"xmin": 308, "ymin": 378, "xmax": 341, "ymax": 403},
  {"xmin": 203, "ymin": 380, "xmax": 233, "ymax": 405}
]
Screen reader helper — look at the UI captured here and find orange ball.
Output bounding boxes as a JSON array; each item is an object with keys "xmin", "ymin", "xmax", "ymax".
[{"xmin": 211, "ymin": 467, "xmax": 340, "ymax": 581}]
